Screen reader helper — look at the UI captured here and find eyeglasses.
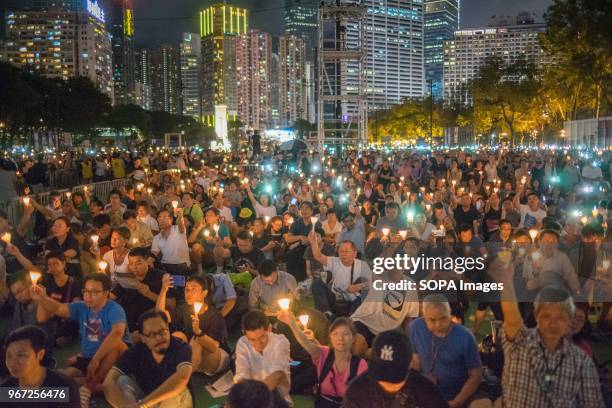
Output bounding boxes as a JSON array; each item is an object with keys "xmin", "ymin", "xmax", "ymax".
[
  {"xmin": 142, "ymin": 328, "xmax": 169, "ymax": 339},
  {"xmin": 82, "ymin": 289, "xmax": 105, "ymax": 296}
]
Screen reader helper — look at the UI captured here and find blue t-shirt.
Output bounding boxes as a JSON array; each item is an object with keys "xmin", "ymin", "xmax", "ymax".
[
  {"xmin": 68, "ymin": 300, "xmax": 131, "ymax": 358},
  {"xmin": 408, "ymin": 318, "xmax": 481, "ymax": 401}
]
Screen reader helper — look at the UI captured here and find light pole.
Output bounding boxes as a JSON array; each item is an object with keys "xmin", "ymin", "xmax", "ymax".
[{"xmin": 428, "ymin": 79, "xmax": 433, "ymax": 147}]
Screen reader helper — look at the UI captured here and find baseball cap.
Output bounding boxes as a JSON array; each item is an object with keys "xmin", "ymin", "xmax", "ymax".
[{"xmin": 368, "ymin": 330, "xmax": 412, "ymax": 383}]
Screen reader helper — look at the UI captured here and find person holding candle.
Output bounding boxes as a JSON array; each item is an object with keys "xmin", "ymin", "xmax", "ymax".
[
  {"xmin": 30, "ymin": 273, "xmax": 130, "ymax": 405},
  {"xmin": 285, "ymin": 201, "xmax": 321, "ymax": 282},
  {"xmin": 277, "ymin": 309, "xmax": 367, "ymax": 407},
  {"xmin": 156, "ymin": 275, "xmax": 230, "ymax": 377},
  {"xmin": 44, "ymin": 216, "xmax": 81, "ymax": 278},
  {"xmin": 214, "ymin": 230, "xmax": 265, "ymax": 277},
  {"xmin": 308, "ymin": 230, "xmax": 371, "ymax": 320},
  {"xmin": 151, "ymin": 207, "xmax": 191, "ymax": 278},
  {"xmin": 137, "ymin": 201, "xmax": 160, "ymax": 234},
  {"xmin": 181, "ymin": 192, "xmax": 203, "ymax": 225},
  {"xmin": 189, "ymin": 207, "xmax": 232, "ymax": 274},
  {"xmin": 245, "ymin": 183, "xmax": 277, "ymax": 218},
  {"xmin": 8, "ymin": 245, "xmax": 81, "ymax": 346},
  {"xmin": 248, "ymin": 259, "xmax": 298, "ymax": 316},
  {"xmin": 99, "ymin": 226, "xmax": 132, "ymax": 287},
  {"xmin": 123, "ymin": 210, "xmax": 154, "ymax": 248}
]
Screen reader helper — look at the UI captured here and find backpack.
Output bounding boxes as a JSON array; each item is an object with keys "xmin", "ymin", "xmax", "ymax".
[{"xmin": 314, "ymin": 349, "xmax": 361, "ymax": 408}]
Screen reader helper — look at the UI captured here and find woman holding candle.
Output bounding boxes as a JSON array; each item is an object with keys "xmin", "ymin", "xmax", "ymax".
[
  {"xmin": 156, "ymin": 275, "xmax": 230, "ymax": 377},
  {"xmin": 276, "ymin": 309, "xmax": 367, "ymax": 407},
  {"xmin": 99, "ymin": 227, "xmax": 131, "ymax": 287}
]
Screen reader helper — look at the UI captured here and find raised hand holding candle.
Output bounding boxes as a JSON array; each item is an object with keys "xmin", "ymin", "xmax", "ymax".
[
  {"xmin": 98, "ymin": 260, "xmax": 108, "ymax": 272},
  {"xmin": 193, "ymin": 302, "xmax": 203, "ymax": 314},
  {"xmin": 171, "ymin": 200, "xmax": 179, "ymax": 209},
  {"xmin": 529, "ymin": 229, "xmax": 538, "ymax": 241},
  {"xmin": 1, "ymin": 232, "xmax": 11, "ymax": 244}
]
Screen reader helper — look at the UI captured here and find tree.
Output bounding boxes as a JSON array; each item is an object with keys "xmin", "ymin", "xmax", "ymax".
[
  {"xmin": 542, "ymin": 0, "xmax": 611, "ymax": 118},
  {"xmin": 292, "ymin": 119, "xmax": 313, "ymax": 140}
]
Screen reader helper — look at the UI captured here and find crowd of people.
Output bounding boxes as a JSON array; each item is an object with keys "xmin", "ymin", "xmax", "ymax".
[{"xmin": 0, "ymin": 143, "xmax": 610, "ymax": 407}]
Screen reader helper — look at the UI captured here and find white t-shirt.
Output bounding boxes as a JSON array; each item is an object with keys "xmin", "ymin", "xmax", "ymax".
[
  {"xmin": 351, "ymin": 276, "xmax": 419, "ymax": 335},
  {"xmin": 519, "ymin": 204, "xmax": 546, "ymax": 229},
  {"xmin": 254, "ymin": 202, "xmax": 277, "ymax": 218},
  {"xmin": 484, "ymin": 162, "xmax": 499, "ymax": 181},
  {"xmin": 325, "ymin": 257, "xmax": 372, "ymax": 300},
  {"xmin": 102, "ymin": 250, "xmax": 134, "ymax": 288},
  {"xmin": 151, "ymin": 225, "xmax": 190, "ymax": 265},
  {"xmin": 217, "ymin": 206, "xmax": 234, "ymax": 223},
  {"xmin": 234, "ymin": 333, "xmax": 291, "ymax": 401},
  {"xmin": 322, "ymin": 220, "xmax": 343, "ymax": 242}
]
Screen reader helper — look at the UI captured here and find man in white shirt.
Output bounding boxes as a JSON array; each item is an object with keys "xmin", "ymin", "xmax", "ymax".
[
  {"xmin": 234, "ymin": 310, "xmax": 291, "ymax": 403},
  {"xmin": 308, "ymin": 230, "xmax": 371, "ymax": 319},
  {"xmin": 513, "ymin": 190, "xmax": 547, "ymax": 229},
  {"xmin": 151, "ymin": 208, "xmax": 191, "ymax": 277}
]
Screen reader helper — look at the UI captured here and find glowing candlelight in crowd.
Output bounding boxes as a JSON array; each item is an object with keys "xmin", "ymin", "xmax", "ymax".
[
  {"xmin": 452, "ymin": 180, "xmax": 456, "ymax": 186},
  {"xmin": 132, "ymin": 238, "xmax": 139, "ymax": 245},
  {"xmin": 98, "ymin": 261, "xmax": 108, "ymax": 272},
  {"xmin": 592, "ymin": 207, "xmax": 598, "ymax": 218},
  {"xmin": 529, "ymin": 229, "xmax": 538, "ymax": 241},
  {"xmin": 298, "ymin": 315, "xmax": 310, "ymax": 329},
  {"xmin": 264, "ymin": 216, "xmax": 270, "ymax": 223},
  {"xmin": 382, "ymin": 227, "xmax": 390, "ymax": 237},
  {"xmin": 287, "ymin": 217, "xmax": 294, "ymax": 225},
  {"xmin": 531, "ymin": 251, "xmax": 542, "ymax": 262},
  {"xmin": 278, "ymin": 298, "xmax": 290, "ymax": 311},
  {"xmin": 171, "ymin": 200, "xmax": 179, "ymax": 209},
  {"xmin": 29, "ymin": 271, "xmax": 42, "ymax": 285},
  {"xmin": 66, "ymin": 192, "xmax": 71, "ymax": 199},
  {"xmin": 581, "ymin": 216, "xmax": 588, "ymax": 225},
  {"xmin": 91, "ymin": 235, "xmax": 99, "ymax": 245},
  {"xmin": 287, "ymin": 182, "xmax": 292, "ymax": 189},
  {"xmin": 22, "ymin": 196, "xmax": 30, "ymax": 206},
  {"xmin": 203, "ymin": 229, "xmax": 210, "ymax": 238},
  {"xmin": 213, "ymin": 224, "xmax": 220, "ymax": 234},
  {"xmin": 193, "ymin": 302, "xmax": 203, "ymax": 314},
  {"xmin": 399, "ymin": 230, "xmax": 407, "ymax": 239},
  {"xmin": 310, "ymin": 217, "xmax": 318, "ymax": 230},
  {"xmin": 1, "ymin": 232, "xmax": 11, "ymax": 244}
]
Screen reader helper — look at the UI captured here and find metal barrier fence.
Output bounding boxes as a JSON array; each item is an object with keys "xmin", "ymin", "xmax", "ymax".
[{"xmin": 6, "ymin": 169, "xmax": 175, "ymax": 227}]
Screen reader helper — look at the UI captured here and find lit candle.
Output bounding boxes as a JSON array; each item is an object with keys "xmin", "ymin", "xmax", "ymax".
[
  {"xmin": 399, "ymin": 230, "xmax": 407, "ymax": 239},
  {"xmin": 23, "ymin": 196, "xmax": 30, "ymax": 206},
  {"xmin": 132, "ymin": 238, "xmax": 139, "ymax": 245},
  {"xmin": 98, "ymin": 260, "xmax": 108, "ymax": 272},
  {"xmin": 603, "ymin": 259, "xmax": 610, "ymax": 271},
  {"xmin": 278, "ymin": 298, "xmax": 290, "ymax": 311},
  {"xmin": 203, "ymin": 229, "xmax": 210, "ymax": 238},
  {"xmin": 1, "ymin": 232, "xmax": 11, "ymax": 244},
  {"xmin": 29, "ymin": 271, "xmax": 42, "ymax": 285},
  {"xmin": 310, "ymin": 216, "xmax": 318, "ymax": 231},
  {"xmin": 452, "ymin": 180, "xmax": 456, "ymax": 186},
  {"xmin": 581, "ymin": 216, "xmax": 588, "ymax": 225},
  {"xmin": 84, "ymin": 186, "xmax": 88, "ymax": 192},
  {"xmin": 213, "ymin": 224, "xmax": 220, "ymax": 234},
  {"xmin": 193, "ymin": 302, "xmax": 203, "ymax": 314},
  {"xmin": 66, "ymin": 192, "xmax": 71, "ymax": 199},
  {"xmin": 287, "ymin": 217, "xmax": 294, "ymax": 225},
  {"xmin": 91, "ymin": 234, "xmax": 99, "ymax": 245},
  {"xmin": 425, "ymin": 204, "xmax": 431, "ymax": 212},
  {"xmin": 298, "ymin": 314, "xmax": 310, "ymax": 329},
  {"xmin": 532, "ymin": 251, "xmax": 541, "ymax": 262},
  {"xmin": 529, "ymin": 229, "xmax": 538, "ymax": 241},
  {"xmin": 147, "ymin": 188, "xmax": 152, "ymax": 194},
  {"xmin": 171, "ymin": 200, "xmax": 179, "ymax": 209},
  {"xmin": 288, "ymin": 182, "xmax": 292, "ymax": 189},
  {"xmin": 382, "ymin": 227, "xmax": 390, "ymax": 237},
  {"xmin": 264, "ymin": 216, "xmax": 270, "ymax": 223},
  {"xmin": 592, "ymin": 207, "xmax": 598, "ymax": 218}
]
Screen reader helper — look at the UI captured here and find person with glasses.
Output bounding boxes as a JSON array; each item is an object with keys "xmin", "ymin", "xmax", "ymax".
[
  {"xmin": 31, "ymin": 273, "xmax": 130, "ymax": 405},
  {"xmin": 103, "ymin": 310, "xmax": 193, "ymax": 408}
]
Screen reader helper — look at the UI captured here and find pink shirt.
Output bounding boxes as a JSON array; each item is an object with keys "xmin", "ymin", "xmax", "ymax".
[{"xmin": 313, "ymin": 346, "xmax": 368, "ymax": 398}]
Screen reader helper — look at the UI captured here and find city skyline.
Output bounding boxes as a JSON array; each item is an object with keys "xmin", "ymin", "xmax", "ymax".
[{"xmin": 132, "ymin": 0, "xmax": 553, "ymax": 48}]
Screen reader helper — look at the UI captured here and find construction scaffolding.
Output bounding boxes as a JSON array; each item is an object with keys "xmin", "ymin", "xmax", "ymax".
[{"xmin": 317, "ymin": 1, "xmax": 367, "ymax": 148}]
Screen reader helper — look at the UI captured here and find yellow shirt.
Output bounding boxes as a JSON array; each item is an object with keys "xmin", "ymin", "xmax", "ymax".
[
  {"xmin": 111, "ymin": 158, "xmax": 126, "ymax": 178},
  {"xmin": 81, "ymin": 161, "xmax": 93, "ymax": 179}
]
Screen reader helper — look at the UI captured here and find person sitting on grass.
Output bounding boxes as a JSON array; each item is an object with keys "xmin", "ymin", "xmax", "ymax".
[
  {"xmin": 0, "ymin": 325, "xmax": 80, "ymax": 408},
  {"xmin": 276, "ymin": 309, "xmax": 367, "ymax": 406},
  {"xmin": 103, "ymin": 310, "xmax": 193, "ymax": 408},
  {"xmin": 156, "ymin": 274, "xmax": 230, "ymax": 377},
  {"xmin": 234, "ymin": 310, "xmax": 291, "ymax": 405},
  {"xmin": 30, "ymin": 273, "xmax": 130, "ymax": 405}
]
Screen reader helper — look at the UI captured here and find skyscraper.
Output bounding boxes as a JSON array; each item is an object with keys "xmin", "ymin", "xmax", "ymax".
[
  {"xmin": 199, "ymin": 3, "xmax": 249, "ymax": 124},
  {"xmin": 284, "ymin": 0, "xmax": 318, "ymax": 51},
  {"xmin": 134, "ymin": 49, "xmax": 153, "ymax": 110},
  {"xmin": 151, "ymin": 45, "xmax": 181, "ymax": 114},
  {"xmin": 443, "ymin": 15, "xmax": 546, "ymax": 103},
  {"xmin": 180, "ymin": 33, "xmax": 202, "ymax": 120},
  {"xmin": 279, "ymin": 35, "xmax": 306, "ymax": 127},
  {"xmin": 111, "ymin": 0, "xmax": 136, "ymax": 105},
  {"xmin": 1, "ymin": 2, "xmax": 113, "ymax": 99},
  {"xmin": 346, "ymin": 0, "xmax": 425, "ymax": 111},
  {"xmin": 248, "ymin": 29, "xmax": 272, "ymax": 131},
  {"xmin": 424, "ymin": 0, "xmax": 459, "ymax": 100}
]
